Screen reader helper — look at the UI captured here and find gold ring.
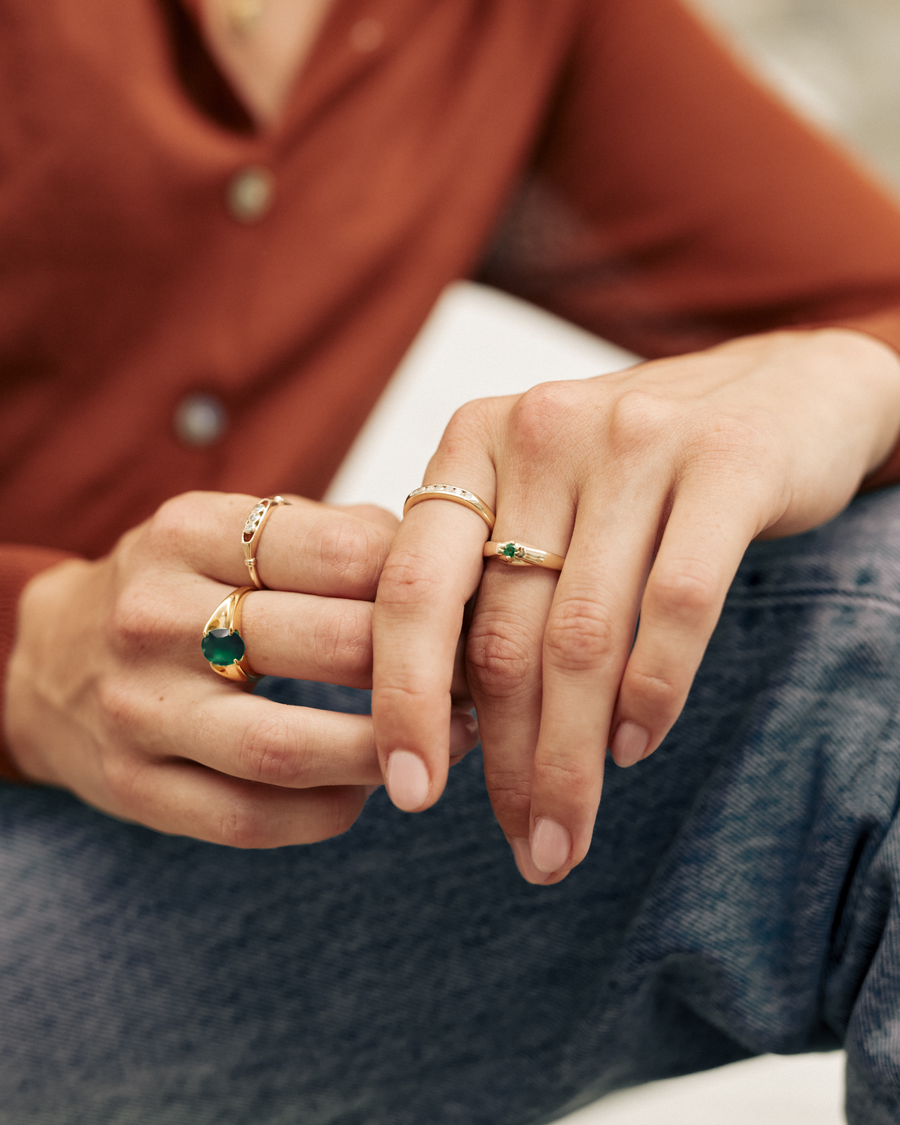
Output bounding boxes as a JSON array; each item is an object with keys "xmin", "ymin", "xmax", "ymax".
[
  {"xmin": 201, "ymin": 586, "xmax": 261, "ymax": 683},
  {"xmin": 403, "ymin": 485, "xmax": 495, "ymax": 532},
  {"xmin": 483, "ymin": 540, "xmax": 566, "ymax": 571},
  {"xmin": 242, "ymin": 495, "xmax": 290, "ymax": 589}
]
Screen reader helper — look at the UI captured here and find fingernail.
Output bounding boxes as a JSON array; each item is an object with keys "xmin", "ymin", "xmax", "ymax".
[
  {"xmin": 611, "ymin": 721, "xmax": 650, "ymax": 768},
  {"xmin": 530, "ymin": 818, "xmax": 571, "ymax": 874},
  {"xmin": 449, "ymin": 709, "xmax": 480, "ymax": 759},
  {"xmin": 386, "ymin": 750, "xmax": 430, "ymax": 812},
  {"xmin": 510, "ymin": 838, "xmax": 550, "ymax": 884}
]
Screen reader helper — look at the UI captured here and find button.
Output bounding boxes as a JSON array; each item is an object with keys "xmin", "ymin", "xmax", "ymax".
[
  {"xmin": 228, "ymin": 0, "xmax": 263, "ymax": 35},
  {"xmin": 174, "ymin": 394, "xmax": 229, "ymax": 447},
  {"xmin": 349, "ymin": 18, "xmax": 384, "ymax": 53},
  {"xmin": 226, "ymin": 167, "xmax": 274, "ymax": 222}
]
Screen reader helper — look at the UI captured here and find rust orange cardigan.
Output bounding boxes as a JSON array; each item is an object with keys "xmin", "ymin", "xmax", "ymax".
[{"xmin": 4, "ymin": 0, "xmax": 900, "ymax": 779}]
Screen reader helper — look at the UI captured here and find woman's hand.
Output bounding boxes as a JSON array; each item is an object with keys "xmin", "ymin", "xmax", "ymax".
[
  {"xmin": 4, "ymin": 492, "xmax": 479, "ymax": 845},
  {"xmin": 371, "ymin": 328, "xmax": 900, "ymax": 882}
]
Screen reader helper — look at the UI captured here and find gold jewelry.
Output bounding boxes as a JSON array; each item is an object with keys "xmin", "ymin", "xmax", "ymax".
[
  {"xmin": 201, "ymin": 586, "xmax": 261, "ymax": 683},
  {"xmin": 242, "ymin": 495, "xmax": 290, "ymax": 590},
  {"xmin": 483, "ymin": 540, "xmax": 566, "ymax": 571},
  {"xmin": 403, "ymin": 485, "xmax": 495, "ymax": 532}
]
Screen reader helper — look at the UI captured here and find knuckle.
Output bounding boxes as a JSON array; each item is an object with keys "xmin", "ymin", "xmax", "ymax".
[
  {"xmin": 97, "ymin": 742, "xmax": 146, "ymax": 810},
  {"xmin": 466, "ymin": 620, "xmax": 536, "ymax": 699},
  {"xmin": 95, "ymin": 674, "xmax": 143, "ymax": 736},
  {"xmin": 314, "ymin": 602, "xmax": 373, "ymax": 680},
  {"xmin": 605, "ymin": 389, "xmax": 675, "ymax": 456},
  {"xmin": 508, "ymin": 381, "xmax": 579, "ymax": 460},
  {"xmin": 534, "ymin": 754, "xmax": 594, "ymax": 799},
  {"xmin": 376, "ymin": 552, "xmax": 444, "ymax": 609},
  {"xmin": 646, "ymin": 560, "xmax": 719, "ymax": 620},
  {"xmin": 440, "ymin": 396, "xmax": 494, "ymax": 450},
  {"xmin": 485, "ymin": 770, "xmax": 533, "ymax": 830},
  {"xmin": 145, "ymin": 492, "xmax": 206, "ymax": 555},
  {"xmin": 314, "ymin": 513, "xmax": 384, "ymax": 591},
  {"xmin": 237, "ymin": 713, "xmax": 308, "ymax": 786},
  {"xmin": 543, "ymin": 598, "xmax": 616, "ymax": 672},
  {"xmin": 624, "ymin": 666, "xmax": 683, "ymax": 719},
  {"xmin": 105, "ymin": 587, "xmax": 165, "ymax": 658},
  {"xmin": 216, "ymin": 799, "xmax": 277, "ymax": 850}
]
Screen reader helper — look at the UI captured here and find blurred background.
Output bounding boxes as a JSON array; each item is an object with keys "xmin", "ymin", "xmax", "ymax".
[
  {"xmin": 329, "ymin": 2, "xmax": 900, "ymax": 1121},
  {"xmin": 695, "ymin": 0, "xmax": 900, "ymax": 191}
]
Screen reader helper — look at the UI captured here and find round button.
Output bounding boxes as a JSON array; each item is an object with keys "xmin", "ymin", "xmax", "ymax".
[
  {"xmin": 349, "ymin": 18, "xmax": 384, "ymax": 53},
  {"xmin": 174, "ymin": 393, "xmax": 229, "ymax": 447},
  {"xmin": 226, "ymin": 167, "xmax": 274, "ymax": 223}
]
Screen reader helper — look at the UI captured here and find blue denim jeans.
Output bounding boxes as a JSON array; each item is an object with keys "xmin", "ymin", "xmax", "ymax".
[{"xmin": 4, "ymin": 488, "xmax": 900, "ymax": 1124}]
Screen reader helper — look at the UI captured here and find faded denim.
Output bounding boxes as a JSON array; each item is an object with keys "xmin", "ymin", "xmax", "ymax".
[{"xmin": 3, "ymin": 488, "xmax": 900, "ymax": 1124}]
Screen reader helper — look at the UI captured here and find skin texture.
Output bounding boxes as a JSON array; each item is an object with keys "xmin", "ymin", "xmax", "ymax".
[
  {"xmin": 371, "ymin": 327, "xmax": 900, "ymax": 884},
  {"xmin": 3, "ymin": 492, "xmax": 476, "ymax": 846}
]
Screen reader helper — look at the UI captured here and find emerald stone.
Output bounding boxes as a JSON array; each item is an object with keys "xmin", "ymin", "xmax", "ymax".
[
  {"xmin": 201, "ymin": 628, "xmax": 245, "ymax": 665},
  {"xmin": 501, "ymin": 543, "xmax": 517, "ymax": 559}
]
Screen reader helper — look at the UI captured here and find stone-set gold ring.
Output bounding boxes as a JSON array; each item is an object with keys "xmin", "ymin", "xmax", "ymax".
[
  {"xmin": 483, "ymin": 540, "xmax": 566, "ymax": 571},
  {"xmin": 242, "ymin": 495, "xmax": 290, "ymax": 589},
  {"xmin": 403, "ymin": 485, "xmax": 495, "ymax": 532},
  {"xmin": 201, "ymin": 586, "xmax": 261, "ymax": 683}
]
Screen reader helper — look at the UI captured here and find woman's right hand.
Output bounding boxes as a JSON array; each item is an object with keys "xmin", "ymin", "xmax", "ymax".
[{"xmin": 3, "ymin": 491, "xmax": 477, "ymax": 846}]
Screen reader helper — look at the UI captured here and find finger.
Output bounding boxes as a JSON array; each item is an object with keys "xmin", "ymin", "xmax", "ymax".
[
  {"xmin": 466, "ymin": 523, "xmax": 564, "ymax": 882},
  {"xmin": 108, "ymin": 755, "xmax": 370, "ymax": 847},
  {"xmin": 608, "ymin": 480, "xmax": 760, "ymax": 768},
  {"xmin": 372, "ymin": 494, "xmax": 492, "ymax": 812},
  {"xmin": 149, "ymin": 492, "xmax": 393, "ymax": 598},
  {"xmin": 115, "ymin": 684, "xmax": 385, "ymax": 788},
  {"xmin": 335, "ymin": 503, "xmax": 401, "ymax": 534},
  {"xmin": 239, "ymin": 590, "xmax": 374, "ymax": 687},
  {"xmin": 525, "ymin": 479, "xmax": 662, "ymax": 881}
]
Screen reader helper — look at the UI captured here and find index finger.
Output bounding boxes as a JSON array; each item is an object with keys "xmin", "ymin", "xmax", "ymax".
[
  {"xmin": 152, "ymin": 492, "xmax": 395, "ymax": 598},
  {"xmin": 372, "ymin": 489, "xmax": 493, "ymax": 811}
]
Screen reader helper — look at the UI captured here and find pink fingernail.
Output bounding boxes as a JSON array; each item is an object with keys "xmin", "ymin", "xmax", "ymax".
[
  {"xmin": 611, "ymin": 721, "xmax": 650, "ymax": 768},
  {"xmin": 386, "ymin": 750, "xmax": 430, "ymax": 812},
  {"xmin": 510, "ymin": 838, "xmax": 550, "ymax": 884},
  {"xmin": 530, "ymin": 818, "xmax": 571, "ymax": 874},
  {"xmin": 449, "ymin": 710, "xmax": 480, "ymax": 758}
]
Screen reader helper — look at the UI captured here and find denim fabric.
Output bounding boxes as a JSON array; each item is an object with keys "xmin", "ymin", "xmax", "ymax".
[{"xmin": 3, "ymin": 488, "xmax": 900, "ymax": 1124}]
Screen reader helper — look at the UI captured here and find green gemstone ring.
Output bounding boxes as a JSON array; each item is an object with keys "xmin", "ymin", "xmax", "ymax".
[
  {"xmin": 483, "ymin": 540, "xmax": 566, "ymax": 571},
  {"xmin": 201, "ymin": 585, "xmax": 261, "ymax": 683}
]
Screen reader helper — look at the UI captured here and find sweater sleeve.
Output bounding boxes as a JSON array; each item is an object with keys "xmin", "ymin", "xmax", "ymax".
[
  {"xmin": 0, "ymin": 545, "xmax": 77, "ymax": 782},
  {"xmin": 480, "ymin": 0, "xmax": 900, "ymax": 484}
]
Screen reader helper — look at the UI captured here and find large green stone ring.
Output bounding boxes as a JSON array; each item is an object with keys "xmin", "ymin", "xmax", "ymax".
[{"xmin": 201, "ymin": 586, "xmax": 261, "ymax": 684}]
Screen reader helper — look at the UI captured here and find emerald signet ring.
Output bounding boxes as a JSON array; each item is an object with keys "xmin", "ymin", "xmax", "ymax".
[
  {"xmin": 483, "ymin": 540, "xmax": 566, "ymax": 571},
  {"xmin": 201, "ymin": 586, "xmax": 261, "ymax": 683}
]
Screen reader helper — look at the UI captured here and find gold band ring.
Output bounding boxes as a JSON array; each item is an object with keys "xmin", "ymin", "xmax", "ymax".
[
  {"xmin": 201, "ymin": 586, "xmax": 261, "ymax": 683},
  {"xmin": 242, "ymin": 495, "xmax": 290, "ymax": 590},
  {"xmin": 483, "ymin": 540, "xmax": 566, "ymax": 571},
  {"xmin": 403, "ymin": 485, "xmax": 495, "ymax": 532}
]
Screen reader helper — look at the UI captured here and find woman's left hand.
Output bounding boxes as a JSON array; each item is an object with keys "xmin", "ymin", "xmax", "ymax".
[{"xmin": 371, "ymin": 328, "xmax": 900, "ymax": 882}]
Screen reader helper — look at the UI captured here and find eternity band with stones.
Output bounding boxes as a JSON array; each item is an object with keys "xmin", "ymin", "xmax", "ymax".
[
  {"xmin": 201, "ymin": 586, "xmax": 261, "ymax": 683},
  {"xmin": 403, "ymin": 485, "xmax": 495, "ymax": 532},
  {"xmin": 242, "ymin": 495, "xmax": 290, "ymax": 589},
  {"xmin": 483, "ymin": 540, "xmax": 566, "ymax": 571}
]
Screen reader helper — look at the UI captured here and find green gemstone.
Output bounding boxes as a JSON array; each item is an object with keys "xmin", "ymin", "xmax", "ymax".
[
  {"xmin": 201, "ymin": 628, "xmax": 245, "ymax": 665},
  {"xmin": 501, "ymin": 543, "xmax": 517, "ymax": 558}
]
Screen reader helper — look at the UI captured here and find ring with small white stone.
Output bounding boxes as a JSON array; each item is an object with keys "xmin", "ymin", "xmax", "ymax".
[
  {"xmin": 483, "ymin": 540, "xmax": 566, "ymax": 571},
  {"xmin": 403, "ymin": 485, "xmax": 495, "ymax": 533},
  {"xmin": 242, "ymin": 495, "xmax": 290, "ymax": 589}
]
